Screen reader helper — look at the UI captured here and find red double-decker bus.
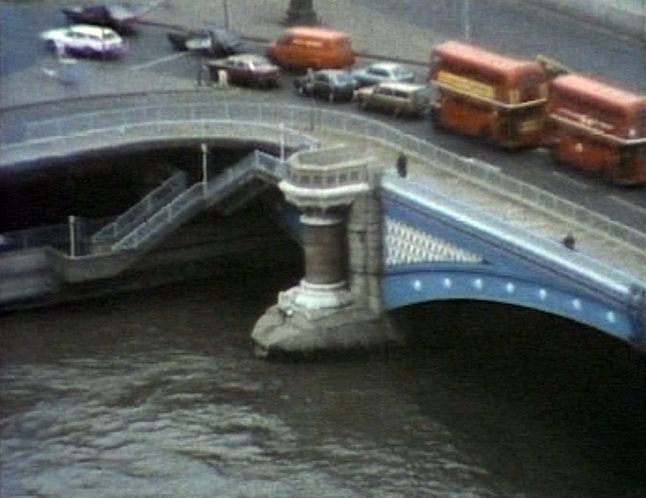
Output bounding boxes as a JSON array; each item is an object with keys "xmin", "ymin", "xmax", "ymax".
[
  {"xmin": 547, "ymin": 74, "xmax": 646, "ymax": 185},
  {"xmin": 429, "ymin": 41, "xmax": 548, "ymax": 148}
]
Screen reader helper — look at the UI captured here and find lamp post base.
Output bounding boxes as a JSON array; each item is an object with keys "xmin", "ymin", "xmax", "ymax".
[{"xmin": 285, "ymin": 6, "xmax": 319, "ymax": 25}]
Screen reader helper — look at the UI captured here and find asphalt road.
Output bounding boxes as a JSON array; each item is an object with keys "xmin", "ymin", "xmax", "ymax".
[{"xmin": 1, "ymin": 2, "xmax": 645, "ymax": 234}]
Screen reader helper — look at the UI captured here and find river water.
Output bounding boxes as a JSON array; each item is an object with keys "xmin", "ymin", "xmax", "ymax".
[
  {"xmin": 2, "ymin": 2, "xmax": 646, "ymax": 497},
  {"xmin": 2, "ymin": 268, "xmax": 645, "ymax": 498}
]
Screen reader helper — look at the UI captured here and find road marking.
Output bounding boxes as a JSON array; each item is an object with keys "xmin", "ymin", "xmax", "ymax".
[
  {"xmin": 463, "ymin": 156, "xmax": 501, "ymax": 173},
  {"xmin": 129, "ymin": 51, "xmax": 190, "ymax": 71},
  {"xmin": 608, "ymin": 195, "xmax": 646, "ymax": 217},
  {"xmin": 551, "ymin": 171, "xmax": 590, "ymax": 190}
]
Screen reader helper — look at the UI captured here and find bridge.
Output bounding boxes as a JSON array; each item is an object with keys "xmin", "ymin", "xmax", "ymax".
[{"xmin": 1, "ymin": 93, "xmax": 645, "ymax": 356}]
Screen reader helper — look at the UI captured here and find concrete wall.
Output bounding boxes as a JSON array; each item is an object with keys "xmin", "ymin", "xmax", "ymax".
[{"xmin": 524, "ymin": 0, "xmax": 645, "ymax": 39}]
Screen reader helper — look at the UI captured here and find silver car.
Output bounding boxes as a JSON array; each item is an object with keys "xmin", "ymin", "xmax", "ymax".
[
  {"xmin": 352, "ymin": 62, "xmax": 415, "ymax": 88},
  {"xmin": 354, "ymin": 82, "xmax": 431, "ymax": 117}
]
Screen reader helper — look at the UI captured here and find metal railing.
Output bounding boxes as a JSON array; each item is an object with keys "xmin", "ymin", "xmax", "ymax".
[
  {"xmin": 3, "ymin": 99, "xmax": 645, "ymax": 256},
  {"xmin": 91, "ymin": 170, "xmax": 188, "ymax": 248},
  {"xmin": 113, "ymin": 151, "xmax": 287, "ymax": 252},
  {"xmin": 0, "ymin": 219, "xmax": 106, "ymax": 254}
]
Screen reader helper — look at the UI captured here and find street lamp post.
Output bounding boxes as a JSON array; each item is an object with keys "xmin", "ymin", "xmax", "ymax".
[
  {"xmin": 223, "ymin": 0, "xmax": 230, "ymax": 29},
  {"xmin": 462, "ymin": 0, "xmax": 471, "ymax": 41},
  {"xmin": 286, "ymin": 0, "xmax": 318, "ymax": 25},
  {"xmin": 201, "ymin": 143, "xmax": 208, "ymax": 195}
]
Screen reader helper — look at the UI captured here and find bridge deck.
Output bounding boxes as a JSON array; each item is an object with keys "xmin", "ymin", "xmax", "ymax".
[{"xmin": 2, "ymin": 97, "xmax": 645, "ymax": 288}]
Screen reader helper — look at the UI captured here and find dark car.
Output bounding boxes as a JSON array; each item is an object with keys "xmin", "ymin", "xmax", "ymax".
[
  {"xmin": 292, "ymin": 69, "xmax": 357, "ymax": 102},
  {"xmin": 206, "ymin": 54, "xmax": 280, "ymax": 87},
  {"xmin": 61, "ymin": 1, "xmax": 165, "ymax": 34},
  {"xmin": 166, "ymin": 27, "xmax": 248, "ymax": 56}
]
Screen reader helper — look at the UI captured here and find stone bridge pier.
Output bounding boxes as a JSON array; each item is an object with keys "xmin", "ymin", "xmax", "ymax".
[{"xmin": 252, "ymin": 145, "xmax": 402, "ymax": 357}]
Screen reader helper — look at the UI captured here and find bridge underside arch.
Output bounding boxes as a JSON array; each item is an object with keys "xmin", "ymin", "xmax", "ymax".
[
  {"xmin": 382, "ymin": 267, "xmax": 640, "ymax": 347},
  {"xmin": 380, "ymin": 182, "xmax": 645, "ymax": 352}
]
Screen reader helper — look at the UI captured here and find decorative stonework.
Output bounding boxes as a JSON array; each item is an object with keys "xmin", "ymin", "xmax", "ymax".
[{"xmin": 384, "ymin": 217, "xmax": 484, "ymax": 266}]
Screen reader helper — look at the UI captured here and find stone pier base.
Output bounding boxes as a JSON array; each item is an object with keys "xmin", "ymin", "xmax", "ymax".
[{"xmin": 251, "ymin": 303, "xmax": 403, "ymax": 358}]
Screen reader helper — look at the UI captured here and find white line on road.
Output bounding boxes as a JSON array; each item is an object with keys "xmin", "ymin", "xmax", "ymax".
[
  {"xmin": 551, "ymin": 171, "xmax": 590, "ymax": 190},
  {"xmin": 463, "ymin": 156, "xmax": 501, "ymax": 173},
  {"xmin": 608, "ymin": 195, "xmax": 646, "ymax": 217},
  {"xmin": 129, "ymin": 51, "xmax": 190, "ymax": 71}
]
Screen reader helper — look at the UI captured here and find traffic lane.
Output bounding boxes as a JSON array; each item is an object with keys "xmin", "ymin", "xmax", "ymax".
[
  {"xmin": 419, "ymin": 124, "xmax": 646, "ymax": 232},
  {"xmin": 215, "ymin": 73, "xmax": 646, "ymax": 234},
  {"xmin": 0, "ymin": 5, "xmax": 192, "ymax": 84},
  {"xmin": 0, "ymin": 5, "xmax": 63, "ymax": 77},
  {"xmin": 356, "ymin": 0, "xmax": 644, "ymax": 90},
  {"xmin": 2, "ymin": 12, "xmax": 644, "ymax": 234},
  {"xmin": 5, "ymin": 51, "xmax": 646, "ymax": 234}
]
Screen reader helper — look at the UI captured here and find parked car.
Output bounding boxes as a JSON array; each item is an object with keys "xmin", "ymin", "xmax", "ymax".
[
  {"xmin": 205, "ymin": 54, "xmax": 280, "ymax": 87},
  {"xmin": 40, "ymin": 24, "xmax": 127, "ymax": 59},
  {"xmin": 354, "ymin": 82, "xmax": 431, "ymax": 117},
  {"xmin": 352, "ymin": 62, "xmax": 415, "ymax": 87},
  {"xmin": 292, "ymin": 69, "xmax": 357, "ymax": 102},
  {"xmin": 167, "ymin": 27, "xmax": 249, "ymax": 56}
]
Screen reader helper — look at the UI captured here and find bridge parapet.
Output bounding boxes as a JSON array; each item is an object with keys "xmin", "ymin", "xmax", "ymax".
[{"xmin": 3, "ymin": 97, "xmax": 644, "ymax": 278}]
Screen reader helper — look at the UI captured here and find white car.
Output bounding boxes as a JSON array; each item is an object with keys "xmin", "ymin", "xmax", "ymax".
[
  {"xmin": 352, "ymin": 62, "xmax": 415, "ymax": 88},
  {"xmin": 40, "ymin": 24, "xmax": 127, "ymax": 59}
]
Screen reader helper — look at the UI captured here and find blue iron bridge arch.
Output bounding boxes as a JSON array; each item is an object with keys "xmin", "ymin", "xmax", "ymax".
[{"xmin": 380, "ymin": 176, "xmax": 646, "ymax": 350}]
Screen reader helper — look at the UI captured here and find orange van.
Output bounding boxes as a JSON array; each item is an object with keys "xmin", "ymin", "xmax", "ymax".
[{"xmin": 266, "ymin": 27, "xmax": 356, "ymax": 70}]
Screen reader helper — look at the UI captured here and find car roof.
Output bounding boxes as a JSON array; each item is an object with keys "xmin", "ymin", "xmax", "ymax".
[
  {"xmin": 69, "ymin": 24, "xmax": 118, "ymax": 36},
  {"xmin": 228, "ymin": 54, "xmax": 268, "ymax": 63},
  {"xmin": 367, "ymin": 62, "xmax": 405, "ymax": 71},
  {"xmin": 317, "ymin": 69, "xmax": 350, "ymax": 76},
  {"xmin": 375, "ymin": 82, "xmax": 426, "ymax": 91}
]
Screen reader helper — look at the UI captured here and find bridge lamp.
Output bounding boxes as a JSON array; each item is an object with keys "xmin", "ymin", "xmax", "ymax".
[{"xmin": 201, "ymin": 143, "xmax": 208, "ymax": 192}]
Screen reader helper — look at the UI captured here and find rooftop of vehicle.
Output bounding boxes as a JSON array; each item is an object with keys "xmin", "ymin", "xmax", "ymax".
[
  {"xmin": 434, "ymin": 40, "xmax": 541, "ymax": 74},
  {"xmin": 372, "ymin": 82, "xmax": 427, "ymax": 91},
  {"xmin": 67, "ymin": 24, "xmax": 121, "ymax": 37},
  {"xmin": 318, "ymin": 69, "xmax": 352, "ymax": 76},
  {"xmin": 551, "ymin": 73, "xmax": 644, "ymax": 109},
  {"xmin": 365, "ymin": 62, "xmax": 405, "ymax": 70},
  {"xmin": 282, "ymin": 26, "xmax": 350, "ymax": 40},
  {"xmin": 227, "ymin": 54, "xmax": 271, "ymax": 63}
]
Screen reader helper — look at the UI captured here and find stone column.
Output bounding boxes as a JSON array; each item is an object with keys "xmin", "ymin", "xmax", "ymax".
[
  {"xmin": 301, "ymin": 210, "xmax": 346, "ymax": 285},
  {"xmin": 251, "ymin": 145, "xmax": 403, "ymax": 357}
]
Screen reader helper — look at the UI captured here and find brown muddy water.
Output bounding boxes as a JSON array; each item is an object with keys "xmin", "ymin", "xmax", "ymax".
[{"xmin": 1, "ymin": 268, "xmax": 645, "ymax": 498}]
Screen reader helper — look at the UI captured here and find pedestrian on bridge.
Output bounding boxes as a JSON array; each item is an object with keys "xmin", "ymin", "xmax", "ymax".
[{"xmin": 396, "ymin": 152, "xmax": 408, "ymax": 178}]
